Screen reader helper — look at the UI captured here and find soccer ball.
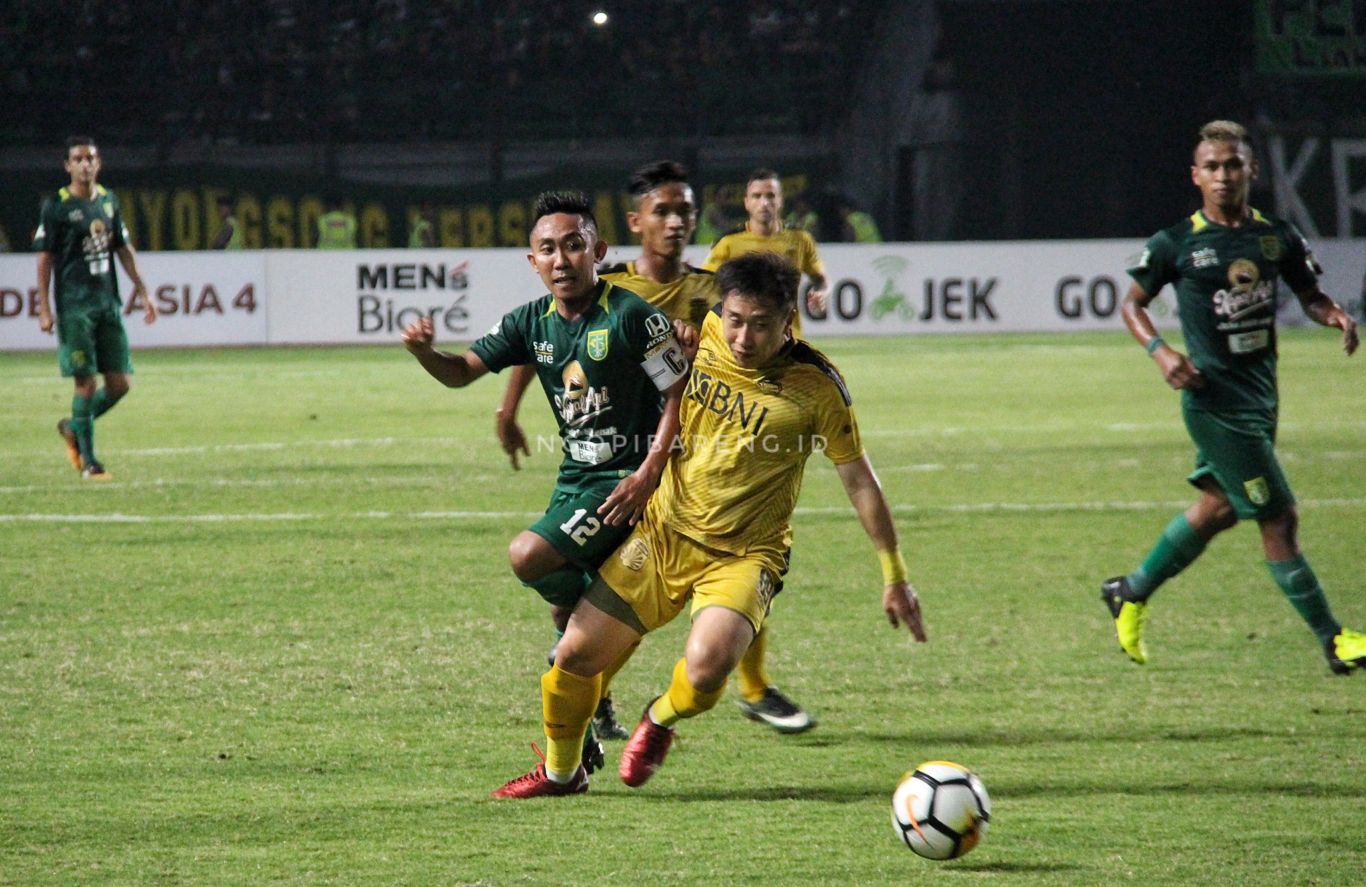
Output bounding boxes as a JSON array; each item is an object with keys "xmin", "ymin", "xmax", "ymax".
[{"xmin": 891, "ymin": 760, "xmax": 991, "ymax": 860}]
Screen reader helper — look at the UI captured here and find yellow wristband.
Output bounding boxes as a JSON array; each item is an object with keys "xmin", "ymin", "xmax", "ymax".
[{"xmin": 878, "ymin": 549, "xmax": 908, "ymax": 585}]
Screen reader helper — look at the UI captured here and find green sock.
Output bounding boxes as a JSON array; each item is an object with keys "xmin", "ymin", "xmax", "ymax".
[
  {"xmin": 71, "ymin": 395, "xmax": 96, "ymax": 465},
  {"xmin": 1127, "ymin": 514, "xmax": 1207, "ymax": 601},
  {"xmin": 91, "ymin": 388, "xmax": 123, "ymax": 419},
  {"xmin": 1266, "ymin": 555, "xmax": 1340, "ymax": 645}
]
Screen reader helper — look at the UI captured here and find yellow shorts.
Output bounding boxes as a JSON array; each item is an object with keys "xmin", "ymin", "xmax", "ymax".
[{"xmin": 588, "ymin": 512, "xmax": 783, "ymax": 636}]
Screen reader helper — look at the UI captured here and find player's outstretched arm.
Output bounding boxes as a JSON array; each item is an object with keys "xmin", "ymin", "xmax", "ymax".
[
  {"xmin": 598, "ymin": 373, "xmax": 686, "ymax": 526},
  {"xmin": 496, "ymin": 364, "xmax": 536, "ymax": 469},
  {"xmin": 401, "ymin": 317, "xmax": 489, "ymax": 388},
  {"xmin": 1120, "ymin": 281, "xmax": 1203, "ymax": 390},
  {"xmin": 1295, "ymin": 287, "xmax": 1359, "ymax": 356},
  {"xmin": 116, "ymin": 245, "xmax": 155, "ymax": 325},
  {"xmin": 836, "ymin": 454, "xmax": 927, "ymax": 641}
]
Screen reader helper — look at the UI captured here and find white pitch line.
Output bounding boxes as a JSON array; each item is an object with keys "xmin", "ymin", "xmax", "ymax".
[{"xmin": 3, "ymin": 498, "xmax": 1365, "ymax": 525}]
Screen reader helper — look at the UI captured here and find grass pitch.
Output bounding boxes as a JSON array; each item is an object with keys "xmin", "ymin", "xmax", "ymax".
[{"xmin": 2, "ymin": 330, "xmax": 1363, "ymax": 885}]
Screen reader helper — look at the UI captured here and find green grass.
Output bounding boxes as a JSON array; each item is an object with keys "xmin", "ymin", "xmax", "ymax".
[{"xmin": 2, "ymin": 330, "xmax": 1363, "ymax": 885}]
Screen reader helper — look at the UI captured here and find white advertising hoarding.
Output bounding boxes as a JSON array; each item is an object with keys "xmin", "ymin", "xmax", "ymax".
[
  {"xmin": 0, "ymin": 251, "xmax": 267, "ymax": 349},
  {"xmin": 3, "ymin": 240, "xmax": 1360, "ymax": 351}
]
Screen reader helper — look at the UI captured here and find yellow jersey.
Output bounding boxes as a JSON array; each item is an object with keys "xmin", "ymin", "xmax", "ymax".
[
  {"xmin": 649, "ymin": 305, "xmax": 863, "ymax": 558},
  {"xmin": 702, "ymin": 224, "xmax": 825, "ymax": 337},
  {"xmin": 600, "ymin": 262, "xmax": 720, "ymax": 329}
]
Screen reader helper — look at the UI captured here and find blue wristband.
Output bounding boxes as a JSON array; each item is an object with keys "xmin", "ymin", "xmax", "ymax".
[{"xmin": 1146, "ymin": 337, "xmax": 1166, "ymax": 355}]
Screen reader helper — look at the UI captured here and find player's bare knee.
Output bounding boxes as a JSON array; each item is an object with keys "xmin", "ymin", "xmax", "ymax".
[
  {"xmin": 105, "ymin": 376, "xmax": 130, "ymax": 400},
  {"xmin": 507, "ymin": 533, "xmax": 547, "ymax": 582}
]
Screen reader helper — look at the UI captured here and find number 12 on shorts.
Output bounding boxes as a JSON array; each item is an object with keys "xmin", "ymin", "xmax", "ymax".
[{"xmin": 559, "ymin": 509, "xmax": 602, "ymax": 546}]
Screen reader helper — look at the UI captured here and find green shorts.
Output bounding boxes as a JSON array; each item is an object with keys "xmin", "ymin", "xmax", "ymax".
[
  {"xmin": 1183, "ymin": 406, "xmax": 1294, "ymax": 520},
  {"xmin": 526, "ymin": 476, "xmax": 636, "ymax": 604},
  {"xmin": 57, "ymin": 302, "xmax": 132, "ymax": 378}
]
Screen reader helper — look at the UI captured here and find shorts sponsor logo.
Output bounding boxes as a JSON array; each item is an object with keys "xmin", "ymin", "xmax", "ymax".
[
  {"xmin": 586, "ymin": 328, "xmax": 609, "ymax": 361},
  {"xmin": 619, "ymin": 537, "xmax": 649, "ymax": 571},
  {"xmin": 1244, "ymin": 476, "xmax": 1270, "ymax": 506}
]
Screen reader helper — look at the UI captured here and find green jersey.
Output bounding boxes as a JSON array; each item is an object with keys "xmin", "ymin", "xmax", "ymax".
[
  {"xmin": 470, "ymin": 280, "xmax": 687, "ymax": 486},
  {"xmin": 32, "ymin": 184, "xmax": 129, "ymax": 312},
  {"xmin": 1128, "ymin": 208, "xmax": 1319, "ymax": 413}
]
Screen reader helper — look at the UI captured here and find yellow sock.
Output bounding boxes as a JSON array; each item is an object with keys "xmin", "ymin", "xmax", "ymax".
[
  {"xmin": 541, "ymin": 665, "xmax": 600, "ymax": 779},
  {"xmin": 648, "ymin": 657, "xmax": 726, "ymax": 727},
  {"xmin": 736, "ymin": 624, "xmax": 771, "ymax": 704},
  {"xmin": 599, "ymin": 640, "xmax": 640, "ymax": 700}
]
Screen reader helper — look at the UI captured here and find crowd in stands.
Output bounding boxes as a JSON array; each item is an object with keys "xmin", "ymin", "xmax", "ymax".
[{"xmin": 2, "ymin": 0, "xmax": 878, "ymax": 146}]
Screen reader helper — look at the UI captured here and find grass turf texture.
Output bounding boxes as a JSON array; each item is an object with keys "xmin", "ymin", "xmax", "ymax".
[{"xmin": 2, "ymin": 330, "xmax": 1362, "ymax": 885}]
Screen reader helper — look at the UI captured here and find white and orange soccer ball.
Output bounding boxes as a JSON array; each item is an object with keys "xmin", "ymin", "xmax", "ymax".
[{"xmin": 891, "ymin": 761, "xmax": 991, "ymax": 860}]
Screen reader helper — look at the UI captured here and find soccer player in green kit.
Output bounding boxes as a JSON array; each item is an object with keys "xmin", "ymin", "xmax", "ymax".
[
  {"xmin": 35, "ymin": 136, "xmax": 157, "ymax": 480},
  {"xmin": 402, "ymin": 191, "xmax": 689, "ymax": 778},
  {"xmin": 498, "ymin": 162, "xmax": 818, "ymax": 737},
  {"xmin": 1101, "ymin": 120, "xmax": 1364, "ymax": 674}
]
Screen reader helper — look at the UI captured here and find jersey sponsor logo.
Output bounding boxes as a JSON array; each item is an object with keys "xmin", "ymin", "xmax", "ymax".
[
  {"xmin": 533, "ymin": 340, "xmax": 554, "ymax": 364},
  {"xmin": 1192, "ymin": 248, "xmax": 1219, "ymax": 269},
  {"xmin": 645, "ymin": 312, "xmax": 670, "ymax": 338},
  {"xmin": 1258, "ymin": 236, "xmax": 1282, "ymax": 261},
  {"xmin": 556, "ymin": 360, "xmax": 612, "ymax": 427},
  {"xmin": 684, "ymin": 368, "xmax": 770, "ymax": 437},
  {"xmin": 1244, "ymin": 476, "xmax": 1270, "ymax": 506},
  {"xmin": 586, "ymin": 328, "xmax": 609, "ymax": 361},
  {"xmin": 1213, "ymin": 260, "xmax": 1273, "ymax": 322}
]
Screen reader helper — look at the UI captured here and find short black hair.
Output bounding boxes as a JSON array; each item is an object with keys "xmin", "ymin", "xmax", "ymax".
[
  {"xmin": 715, "ymin": 252, "xmax": 799, "ymax": 315},
  {"xmin": 532, "ymin": 190, "xmax": 597, "ymax": 232},
  {"xmin": 747, "ymin": 167, "xmax": 779, "ymax": 186},
  {"xmin": 628, "ymin": 160, "xmax": 689, "ymax": 200},
  {"xmin": 65, "ymin": 135, "xmax": 96, "ymax": 157}
]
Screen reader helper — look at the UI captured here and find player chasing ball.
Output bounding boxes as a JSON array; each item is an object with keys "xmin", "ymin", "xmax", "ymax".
[
  {"xmin": 1101, "ymin": 119, "xmax": 1364, "ymax": 674},
  {"xmin": 403, "ymin": 191, "xmax": 690, "ymax": 773},
  {"xmin": 492, "ymin": 251, "xmax": 926, "ymax": 798},
  {"xmin": 497, "ymin": 161, "xmax": 819, "ymax": 736}
]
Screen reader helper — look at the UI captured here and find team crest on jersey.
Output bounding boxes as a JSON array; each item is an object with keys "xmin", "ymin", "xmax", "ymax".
[
  {"xmin": 586, "ymin": 328, "xmax": 609, "ymax": 361},
  {"xmin": 1244, "ymin": 476, "xmax": 1270, "ymax": 506},
  {"xmin": 1258, "ymin": 236, "xmax": 1282, "ymax": 261}
]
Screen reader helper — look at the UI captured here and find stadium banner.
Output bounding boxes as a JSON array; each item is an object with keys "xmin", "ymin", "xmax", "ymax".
[
  {"xmin": 3, "ymin": 240, "xmax": 1361, "ymax": 351},
  {"xmin": 0, "ymin": 252, "xmax": 267, "ymax": 350}
]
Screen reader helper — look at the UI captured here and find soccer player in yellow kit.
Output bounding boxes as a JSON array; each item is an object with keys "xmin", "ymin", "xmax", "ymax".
[
  {"xmin": 704, "ymin": 168, "xmax": 828, "ymax": 336},
  {"xmin": 500, "ymin": 161, "xmax": 819, "ymax": 736},
  {"xmin": 492, "ymin": 252, "xmax": 925, "ymax": 798}
]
